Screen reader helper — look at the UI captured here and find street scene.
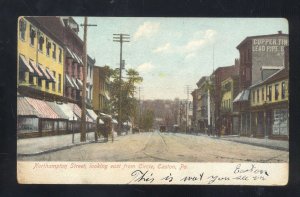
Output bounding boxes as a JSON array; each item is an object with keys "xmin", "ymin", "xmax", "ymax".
[{"xmin": 17, "ymin": 17, "xmax": 289, "ymax": 162}]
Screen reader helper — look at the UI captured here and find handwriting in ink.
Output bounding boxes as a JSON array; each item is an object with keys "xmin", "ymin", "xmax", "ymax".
[
  {"xmin": 207, "ymin": 175, "xmax": 230, "ymax": 184},
  {"xmin": 180, "ymin": 173, "xmax": 204, "ymax": 182},
  {"xmin": 161, "ymin": 173, "xmax": 174, "ymax": 182},
  {"xmin": 234, "ymin": 164, "xmax": 269, "ymax": 176},
  {"xmin": 129, "ymin": 170, "xmax": 155, "ymax": 183}
]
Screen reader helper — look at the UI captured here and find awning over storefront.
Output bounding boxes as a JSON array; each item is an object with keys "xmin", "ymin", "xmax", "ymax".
[
  {"xmin": 29, "ymin": 59, "xmax": 43, "ymax": 77},
  {"xmin": 99, "ymin": 113, "xmax": 112, "ymax": 118},
  {"xmin": 56, "ymin": 103, "xmax": 78, "ymax": 121},
  {"xmin": 86, "ymin": 109, "xmax": 99, "ymax": 123},
  {"xmin": 46, "ymin": 101, "xmax": 69, "ymax": 119},
  {"xmin": 17, "ymin": 96, "xmax": 40, "ymax": 117},
  {"xmin": 112, "ymin": 119, "xmax": 118, "ymax": 124},
  {"xmin": 123, "ymin": 122, "xmax": 132, "ymax": 126},
  {"xmin": 38, "ymin": 64, "xmax": 51, "ymax": 80},
  {"xmin": 65, "ymin": 74, "xmax": 75, "ymax": 88},
  {"xmin": 45, "ymin": 68, "xmax": 56, "ymax": 82},
  {"xmin": 19, "ymin": 54, "xmax": 34, "ymax": 73},
  {"xmin": 25, "ymin": 97, "xmax": 59, "ymax": 119},
  {"xmin": 233, "ymin": 89, "xmax": 250, "ymax": 103},
  {"xmin": 67, "ymin": 103, "xmax": 93, "ymax": 122}
]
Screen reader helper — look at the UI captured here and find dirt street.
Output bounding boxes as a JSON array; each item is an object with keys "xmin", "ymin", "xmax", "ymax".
[{"xmin": 18, "ymin": 131, "xmax": 288, "ymax": 162}]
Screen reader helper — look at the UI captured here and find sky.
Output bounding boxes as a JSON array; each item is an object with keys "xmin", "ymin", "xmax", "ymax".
[{"xmin": 73, "ymin": 17, "xmax": 288, "ymax": 100}]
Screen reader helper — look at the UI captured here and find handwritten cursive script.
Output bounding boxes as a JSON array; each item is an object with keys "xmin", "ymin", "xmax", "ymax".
[{"xmin": 129, "ymin": 170, "xmax": 155, "ymax": 183}]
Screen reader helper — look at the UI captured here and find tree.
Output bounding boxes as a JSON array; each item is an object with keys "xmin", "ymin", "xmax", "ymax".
[
  {"xmin": 109, "ymin": 68, "xmax": 143, "ymax": 128},
  {"xmin": 141, "ymin": 109, "xmax": 154, "ymax": 131}
]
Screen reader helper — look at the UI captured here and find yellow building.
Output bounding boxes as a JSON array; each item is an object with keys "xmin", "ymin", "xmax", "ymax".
[
  {"xmin": 220, "ymin": 76, "xmax": 239, "ymax": 135},
  {"xmin": 18, "ymin": 17, "xmax": 64, "ymax": 100},
  {"xmin": 249, "ymin": 68, "xmax": 288, "ymax": 139}
]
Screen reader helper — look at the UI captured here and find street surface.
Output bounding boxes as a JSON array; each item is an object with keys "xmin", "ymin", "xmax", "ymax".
[{"xmin": 18, "ymin": 131, "xmax": 288, "ymax": 162}]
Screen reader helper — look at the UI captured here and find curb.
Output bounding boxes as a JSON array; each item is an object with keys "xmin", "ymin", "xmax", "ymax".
[
  {"xmin": 220, "ymin": 139, "xmax": 289, "ymax": 152},
  {"xmin": 18, "ymin": 140, "xmax": 100, "ymax": 157}
]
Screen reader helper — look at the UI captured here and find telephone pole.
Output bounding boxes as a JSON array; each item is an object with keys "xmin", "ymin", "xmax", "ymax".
[
  {"xmin": 113, "ymin": 33, "xmax": 130, "ymax": 135},
  {"xmin": 80, "ymin": 17, "xmax": 97, "ymax": 142}
]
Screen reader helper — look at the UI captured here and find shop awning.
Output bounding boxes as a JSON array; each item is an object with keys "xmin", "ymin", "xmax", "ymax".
[
  {"xmin": 112, "ymin": 119, "xmax": 118, "ymax": 124},
  {"xmin": 17, "ymin": 96, "xmax": 40, "ymax": 117},
  {"xmin": 233, "ymin": 89, "xmax": 250, "ymax": 103},
  {"xmin": 65, "ymin": 75, "xmax": 75, "ymax": 88},
  {"xmin": 86, "ymin": 109, "xmax": 98, "ymax": 123},
  {"xmin": 25, "ymin": 97, "xmax": 59, "ymax": 119},
  {"xmin": 104, "ymin": 92, "xmax": 110, "ymax": 100},
  {"xmin": 123, "ymin": 122, "xmax": 132, "ymax": 126},
  {"xmin": 38, "ymin": 64, "xmax": 51, "ymax": 80},
  {"xmin": 29, "ymin": 59, "xmax": 43, "ymax": 77},
  {"xmin": 19, "ymin": 54, "xmax": 34, "ymax": 73},
  {"xmin": 67, "ymin": 103, "xmax": 93, "ymax": 122},
  {"xmin": 57, "ymin": 103, "xmax": 78, "ymax": 121},
  {"xmin": 46, "ymin": 68, "xmax": 56, "ymax": 82},
  {"xmin": 46, "ymin": 101, "xmax": 69, "ymax": 119}
]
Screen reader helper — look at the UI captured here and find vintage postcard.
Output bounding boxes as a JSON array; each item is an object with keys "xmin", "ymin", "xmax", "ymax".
[{"xmin": 17, "ymin": 17, "xmax": 289, "ymax": 185}]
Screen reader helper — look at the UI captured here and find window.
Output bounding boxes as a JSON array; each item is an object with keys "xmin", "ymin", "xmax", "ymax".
[
  {"xmin": 58, "ymin": 74, "xmax": 61, "ymax": 92},
  {"xmin": 90, "ymin": 66, "xmax": 92, "ymax": 78},
  {"xmin": 282, "ymin": 82, "xmax": 286, "ymax": 99},
  {"xmin": 257, "ymin": 89, "xmax": 259, "ymax": 103},
  {"xmin": 275, "ymin": 84, "xmax": 279, "ymax": 100},
  {"xmin": 19, "ymin": 18, "xmax": 27, "ymax": 40},
  {"xmin": 262, "ymin": 87, "xmax": 264, "ymax": 101},
  {"xmin": 30, "ymin": 25, "xmax": 36, "ymax": 46},
  {"xmin": 59, "ymin": 48, "xmax": 62, "ymax": 63},
  {"xmin": 52, "ymin": 71, "xmax": 56, "ymax": 91},
  {"xmin": 252, "ymin": 90, "xmax": 255, "ymax": 103},
  {"xmin": 46, "ymin": 38, "xmax": 51, "ymax": 56},
  {"xmin": 52, "ymin": 43, "xmax": 56, "ymax": 59},
  {"xmin": 38, "ymin": 33, "xmax": 44, "ymax": 52},
  {"xmin": 29, "ymin": 74, "xmax": 34, "ymax": 84},
  {"xmin": 268, "ymin": 85, "xmax": 272, "ymax": 101},
  {"xmin": 46, "ymin": 81, "xmax": 49, "ymax": 89},
  {"xmin": 38, "ymin": 78, "xmax": 42, "ymax": 87}
]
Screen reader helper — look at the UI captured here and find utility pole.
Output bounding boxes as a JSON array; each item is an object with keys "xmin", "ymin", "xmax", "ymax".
[
  {"xmin": 113, "ymin": 33, "xmax": 130, "ymax": 136},
  {"xmin": 80, "ymin": 17, "xmax": 97, "ymax": 142}
]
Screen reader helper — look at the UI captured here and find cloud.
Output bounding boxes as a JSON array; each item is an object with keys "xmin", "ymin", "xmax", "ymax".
[
  {"xmin": 153, "ymin": 43, "xmax": 172, "ymax": 53},
  {"xmin": 153, "ymin": 29, "xmax": 217, "ymax": 60},
  {"xmin": 136, "ymin": 62, "xmax": 155, "ymax": 73},
  {"xmin": 133, "ymin": 22, "xmax": 160, "ymax": 40}
]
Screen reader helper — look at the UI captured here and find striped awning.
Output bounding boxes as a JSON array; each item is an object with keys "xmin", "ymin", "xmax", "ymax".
[
  {"xmin": 112, "ymin": 119, "xmax": 118, "ymax": 124},
  {"xmin": 17, "ymin": 96, "xmax": 40, "ymax": 117},
  {"xmin": 29, "ymin": 59, "xmax": 43, "ymax": 77},
  {"xmin": 65, "ymin": 74, "xmax": 75, "ymax": 88},
  {"xmin": 38, "ymin": 64, "xmax": 50, "ymax": 80},
  {"xmin": 66, "ymin": 47, "xmax": 75, "ymax": 59},
  {"xmin": 19, "ymin": 54, "xmax": 34, "ymax": 73},
  {"xmin": 76, "ymin": 79, "xmax": 83, "ymax": 88},
  {"xmin": 46, "ymin": 68, "xmax": 56, "ymax": 82},
  {"xmin": 67, "ymin": 103, "xmax": 93, "ymax": 122},
  {"xmin": 25, "ymin": 97, "xmax": 59, "ymax": 119},
  {"xmin": 56, "ymin": 103, "xmax": 78, "ymax": 121},
  {"xmin": 46, "ymin": 101, "xmax": 68, "ymax": 119},
  {"xmin": 72, "ymin": 77, "xmax": 80, "ymax": 90}
]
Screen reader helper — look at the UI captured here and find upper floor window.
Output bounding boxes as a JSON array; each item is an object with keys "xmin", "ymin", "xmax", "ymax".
[
  {"xmin": 38, "ymin": 33, "xmax": 44, "ymax": 52},
  {"xmin": 252, "ymin": 90, "xmax": 255, "ymax": 103},
  {"xmin": 46, "ymin": 38, "xmax": 51, "ymax": 56},
  {"xmin": 282, "ymin": 82, "xmax": 286, "ymax": 99},
  {"xmin": 268, "ymin": 85, "xmax": 272, "ymax": 101},
  {"xmin": 58, "ymin": 74, "xmax": 61, "ymax": 92},
  {"xmin": 256, "ymin": 89, "xmax": 259, "ymax": 103},
  {"xmin": 262, "ymin": 87, "xmax": 264, "ymax": 101},
  {"xmin": 52, "ymin": 43, "xmax": 56, "ymax": 59},
  {"xmin": 275, "ymin": 84, "xmax": 279, "ymax": 100},
  {"xmin": 19, "ymin": 18, "xmax": 27, "ymax": 40},
  {"xmin": 30, "ymin": 25, "xmax": 36, "ymax": 46},
  {"xmin": 59, "ymin": 48, "xmax": 62, "ymax": 63}
]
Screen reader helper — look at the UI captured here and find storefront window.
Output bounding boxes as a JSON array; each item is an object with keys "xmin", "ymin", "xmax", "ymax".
[
  {"xmin": 17, "ymin": 117, "xmax": 39, "ymax": 133},
  {"xmin": 272, "ymin": 109, "xmax": 288, "ymax": 136}
]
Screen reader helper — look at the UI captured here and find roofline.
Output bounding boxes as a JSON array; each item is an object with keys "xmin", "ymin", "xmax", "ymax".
[
  {"xmin": 236, "ymin": 33, "xmax": 288, "ymax": 49},
  {"xmin": 250, "ymin": 68, "xmax": 287, "ymax": 88}
]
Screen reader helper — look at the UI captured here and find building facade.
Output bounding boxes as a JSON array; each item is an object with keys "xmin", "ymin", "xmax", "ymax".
[
  {"xmin": 234, "ymin": 31, "xmax": 289, "ymax": 138},
  {"xmin": 18, "ymin": 17, "xmax": 64, "ymax": 101},
  {"xmin": 93, "ymin": 66, "xmax": 111, "ymax": 114},
  {"xmin": 249, "ymin": 68, "xmax": 289, "ymax": 139}
]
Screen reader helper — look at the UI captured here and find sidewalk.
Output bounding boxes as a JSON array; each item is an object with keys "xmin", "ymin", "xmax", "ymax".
[
  {"xmin": 219, "ymin": 136, "xmax": 289, "ymax": 151},
  {"xmin": 17, "ymin": 132, "xmax": 99, "ymax": 156}
]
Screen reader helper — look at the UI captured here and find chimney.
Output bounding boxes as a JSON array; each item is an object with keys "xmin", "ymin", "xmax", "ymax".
[{"xmin": 278, "ymin": 30, "xmax": 282, "ymax": 34}]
